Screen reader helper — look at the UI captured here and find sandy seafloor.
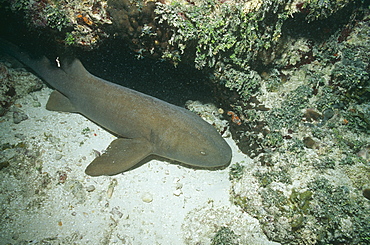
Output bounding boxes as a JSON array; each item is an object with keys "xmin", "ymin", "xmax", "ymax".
[{"xmin": 0, "ymin": 83, "xmax": 279, "ymax": 244}]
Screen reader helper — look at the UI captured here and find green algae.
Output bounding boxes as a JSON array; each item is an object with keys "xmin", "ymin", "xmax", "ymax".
[
  {"xmin": 265, "ymin": 85, "xmax": 313, "ymax": 131},
  {"xmin": 6, "ymin": 0, "xmax": 71, "ymax": 31},
  {"xmin": 261, "ymin": 132, "xmax": 284, "ymax": 148},
  {"xmin": 254, "ymin": 168, "xmax": 292, "ymax": 187},
  {"xmin": 308, "ymin": 177, "xmax": 370, "ymax": 244},
  {"xmin": 229, "ymin": 163, "xmax": 245, "ymax": 181},
  {"xmin": 81, "ymin": 127, "xmax": 91, "ymax": 137},
  {"xmin": 289, "ymin": 189, "xmax": 312, "ymax": 215},
  {"xmin": 302, "ymin": 0, "xmax": 354, "ymax": 21},
  {"xmin": 211, "ymin": 226, "xmax": 238, "ymax": 245},
  {"xmin": 157, "ymin": 0, "xmax": 279, "ymax": 69}
]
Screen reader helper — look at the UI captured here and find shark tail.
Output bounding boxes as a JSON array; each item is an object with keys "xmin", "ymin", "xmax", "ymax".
[{"xmin": 0, "ymin": 38, "xmax": 89, "ymax": 91}]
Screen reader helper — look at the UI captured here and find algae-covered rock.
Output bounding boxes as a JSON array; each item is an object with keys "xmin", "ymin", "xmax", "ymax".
[
  {"xmin": 182, "ymin": 204, "xmax": 279, "ymax": 245},
  {"xmin": 0, "ymin": 61, "xmax": 43, "ymax": 116},
  {"xmin": 231, "ymin": 169, "xmax": 370, "ymax": 244}
]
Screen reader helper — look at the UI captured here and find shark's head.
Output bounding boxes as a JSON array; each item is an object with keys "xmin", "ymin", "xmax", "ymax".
[
  {"xmin": 157, "ymin": 114, "xmax": 232, "ymax": 168},
  {"xmin": 179, "ymin": 133, "xmax": 232, "ymax": 168}
]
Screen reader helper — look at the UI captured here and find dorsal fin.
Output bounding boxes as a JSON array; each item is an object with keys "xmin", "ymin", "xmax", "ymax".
[{"xmin": 59, "ymin": 58, "xmax": 89, "ymax": 78}]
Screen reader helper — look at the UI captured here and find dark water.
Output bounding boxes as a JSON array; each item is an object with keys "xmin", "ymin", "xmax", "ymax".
[{"xmin": 77, "ymin": 39, "xmax": 215, "ymax": 107}]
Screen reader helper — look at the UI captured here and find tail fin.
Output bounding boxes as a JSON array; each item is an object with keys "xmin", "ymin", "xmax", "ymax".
[
  {"xmin": 0, "ymin": 38, "xmax": 88, "ymax": 91},
  {"xmin": 0, "ymin": 38, "xmax": 64, "ymax": 77}
]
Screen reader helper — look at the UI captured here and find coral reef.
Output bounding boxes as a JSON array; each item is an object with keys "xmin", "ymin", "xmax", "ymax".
[
  {"xmin": 2, "ymin": 0, "xmax": 112, "ymax": 48},
  {"xmin": 156, "ymin": 0, "xmax": 286, "ymax": 69},
  {"xmin": 227, "ymin": 5, "xmax": 370, "ymax": 243},
  {"xmin": 107, "ymin": 0, "xmax": 169, "ymax": 58}
]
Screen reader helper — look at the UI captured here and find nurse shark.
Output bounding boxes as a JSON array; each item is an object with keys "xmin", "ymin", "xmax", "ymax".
[{"xmin": 0, "ymin": 39, "xmax": 232, "ymax": 176}]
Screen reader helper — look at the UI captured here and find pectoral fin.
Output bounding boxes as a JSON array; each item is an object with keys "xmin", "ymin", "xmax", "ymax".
[
  {"xmin": 85, "ymin": 137, "xmax": 153, "ymax": 176},
  {"xmin": 46, "ymin": 90, "xmax": 77, "ymax": 112}
]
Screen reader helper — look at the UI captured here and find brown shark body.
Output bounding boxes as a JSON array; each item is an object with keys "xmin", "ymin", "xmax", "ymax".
[{"xmin": 0, "ymin": 39, "xmax": 232, "ymax": 176}]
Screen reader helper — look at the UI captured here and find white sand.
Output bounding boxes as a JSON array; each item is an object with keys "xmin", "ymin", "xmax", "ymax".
[{"xmin": 0, "ymin": 87, "xmax": 276, "ymax": 244}]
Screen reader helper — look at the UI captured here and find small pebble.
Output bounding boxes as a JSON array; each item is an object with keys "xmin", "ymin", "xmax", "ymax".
[
  {"xmin": 32, "ymin": 101, "xmax": 41, "ymax": 107},
  {"xmin": 173, "ymin": 189, "xmax": 182, "ymax": 196},
  {"xmin": 303, "ymin": 137, "xmax": 318, "ymax": 149},
  {"xmin": 0, "ymin": 161, "xmax": 10, "ymax": 170},
  {"xmin": 107, "ymin": 179, "xmax": 118, "ymax": 198},
  {"xmin": 13, "ymin": 111, "xmax": 28, "ymax": 124},
  {"xmin": 363, "ymin": 188, "xmax": 370, "ymax": 200},
  {"xmin": 55, "ymin": 154, "xmax": 63, "ymax": 160},
  {"xmin": 323, "ymin": 108, "xmax": 334, "ymax": 121},
  {"xmin": 141, "ymin": 192, "xmax": 153, "ymax": 203},
  {"xmin": 86, "ymin": 185, "xmax": 95, "ymax": 192},
  {"xmin": 57, "ymin": 171, "xmax": 67, "ymax": 184},
  {"xmin": 357, "ymin": 146, "xmax": 370, "ymax": 161},
  {"xmin": 175, "ymin": 182, "xmax": 183, "ymax": 189},
  {"xmin": 304, "ymin": 109, "xmax": 322, "ymax": 122},
  {"xmin": 110, "ymin": 207, "xmax": 123, "ymax": 218}
]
